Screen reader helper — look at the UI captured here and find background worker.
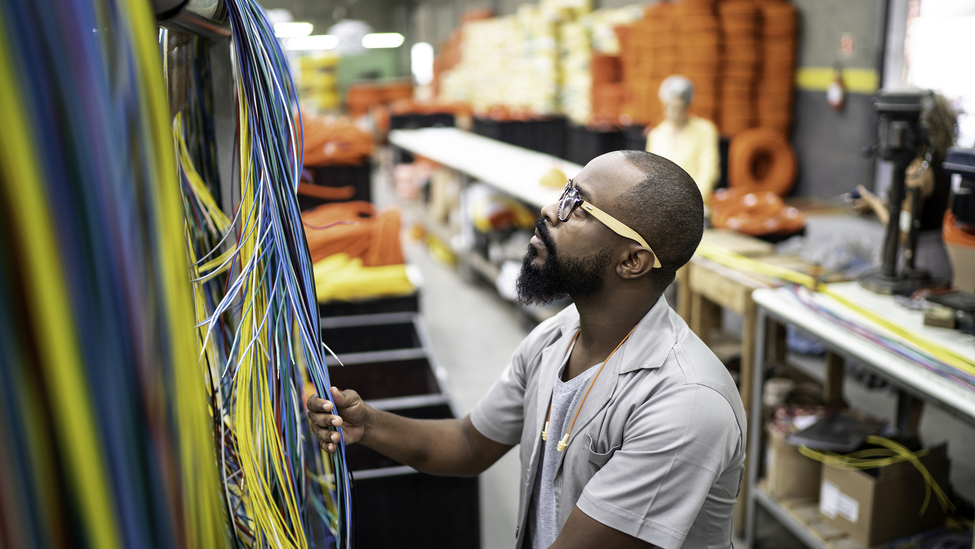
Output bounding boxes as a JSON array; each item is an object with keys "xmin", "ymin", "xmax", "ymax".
[
  {"xmin": 646, "ymin": 75, "xmax": 721, "ymax": 205},
  {"xmin": 308, "ymin": 150, "xmax": 746, "ymax": 549}
]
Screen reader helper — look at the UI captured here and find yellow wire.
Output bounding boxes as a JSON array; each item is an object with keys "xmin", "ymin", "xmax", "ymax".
[
  {"xmin": 231, "ymin": 81, "xmax": 308, "ymax": 549},
  {"xmin": 123, "ymin": 1, "xmax": 227, "ymax": 546},
  {"xmin": 798, "ymin": 436, "xmax": 953, "ymax": 515},
  {"xmin": 695, "ymin": 242, "xmax": 975, "ymax": 377},
  {"xmin": 0, "ymin": 12, "xmax": 121, "ymax": 549}
]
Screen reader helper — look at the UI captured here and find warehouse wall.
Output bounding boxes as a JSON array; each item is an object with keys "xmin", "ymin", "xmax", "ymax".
[
  {"xmin": 404, "ymin": 0, "xmax": 889, "ymax": 200},
  {"xmin": 789, "ymin": 0, "xmax": 885, "ymax": 200}
]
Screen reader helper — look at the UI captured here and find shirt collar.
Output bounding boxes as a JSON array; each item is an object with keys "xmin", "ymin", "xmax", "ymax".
[{"xmin": 554, "ymin": 295, "xmax": 678, "ymax": 374}]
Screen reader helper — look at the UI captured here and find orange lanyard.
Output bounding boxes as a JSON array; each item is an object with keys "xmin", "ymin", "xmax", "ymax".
[{"xmin": 541, "ymin": 324, "xmax": 637, "ymax": 452}]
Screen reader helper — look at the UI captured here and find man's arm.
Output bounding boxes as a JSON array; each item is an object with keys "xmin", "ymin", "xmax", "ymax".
[
  {"xmin": 307, "ymin": 388, "xmax": 512, "ymax": 477},
  {"xmin": 551, "ymin": 507, "xmax": 658, "ymax": 549}
]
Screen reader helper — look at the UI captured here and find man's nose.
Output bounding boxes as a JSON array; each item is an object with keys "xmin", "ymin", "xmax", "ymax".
[{"xmin": 540, "ymin": 201, "xmax": 560, "ymax": 226}]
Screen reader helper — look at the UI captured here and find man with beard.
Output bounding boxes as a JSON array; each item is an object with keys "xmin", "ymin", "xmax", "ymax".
[{"xmin": 307, "ymin": 150, "xmax": 745, "ymax": 549}]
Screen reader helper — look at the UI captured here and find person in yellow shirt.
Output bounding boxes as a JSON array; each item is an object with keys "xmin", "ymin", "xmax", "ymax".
[{"xmin": 645, "ymin": 75, "xmax": 720, "ymax": 204}]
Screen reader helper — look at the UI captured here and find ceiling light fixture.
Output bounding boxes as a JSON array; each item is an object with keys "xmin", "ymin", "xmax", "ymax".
[
  {"xmin": 285, "ymin": 35, "xmax": 339, "ymax": 51},
  {"xmin": 362, "ymin": 33, "xmax": 404, "ymax": 49},
  {"xmin": 274, "ymin": 22, "xmax": 313, "ymax": 38}
]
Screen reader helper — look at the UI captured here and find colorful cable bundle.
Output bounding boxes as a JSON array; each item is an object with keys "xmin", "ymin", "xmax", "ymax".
[
  {"xmin": 176, "ymin": 0, "xmax": 354, "ymax": 547},
  {"xmin": 0, "ymin": 0, "xmax": 226, "ymax": 548}
]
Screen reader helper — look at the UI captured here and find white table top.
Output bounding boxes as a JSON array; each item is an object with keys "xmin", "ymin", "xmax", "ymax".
[
  {"xmin": 753, "ymin": 282, "xmax": 975, "ymax": 423},
  {"xmin": 389, "ymin": 128, "xmax": 584, "ymax": 209}
]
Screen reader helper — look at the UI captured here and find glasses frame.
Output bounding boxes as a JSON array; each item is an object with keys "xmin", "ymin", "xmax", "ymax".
[{"xmin": 558, "ymin": 180, "xmax": 662, "ymax": 269}]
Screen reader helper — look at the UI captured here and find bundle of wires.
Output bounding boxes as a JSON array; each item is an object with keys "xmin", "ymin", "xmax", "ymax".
[
  {"xmin": 0, "ymin": 0, "xmax": 226, "ymax": 548},
  {"xmin": 175, "ymin": 1, "xmax": 354, "ymax": 546}
]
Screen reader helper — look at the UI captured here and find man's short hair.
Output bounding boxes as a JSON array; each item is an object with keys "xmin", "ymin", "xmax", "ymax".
[{"xmin": 616, "ymin": 150, "xmax": 704, "ymax": 279}]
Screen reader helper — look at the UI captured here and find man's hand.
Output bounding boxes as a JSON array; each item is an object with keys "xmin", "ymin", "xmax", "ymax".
[{"xmin": 307, "ymin": 387, "xmax": 368, "ymax": 453}]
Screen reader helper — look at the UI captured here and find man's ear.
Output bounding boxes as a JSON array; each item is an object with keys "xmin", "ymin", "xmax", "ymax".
[{"xmin": 616, "ymin": 246, "xmax": 656, "ymax": 279}]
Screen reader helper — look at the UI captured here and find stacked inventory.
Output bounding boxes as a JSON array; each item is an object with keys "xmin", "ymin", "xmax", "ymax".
[
  {"xmin": 757, "ymin": 0, "xmax": 799, "ymax": 135},
  {"xmin": 590, "ymin": 54, "xmax": 623, "ymax": 123},
  {"xmin": 439, "ymin": 10, "xmax": 560, "ymax": 115},
  {"xmin": 561, "ymin": 6, "xmax": 643, "ymax": 125},
  {"xmin": 585, "ymin": 6, "xmax": 644, "ymax": 124},
  {"xmin": 675, "ymin": 0, "xmax": 721, "ymax": 123},
  {"xmin": 619, "ymin": 3, "xmax": 677, "ymax": 125},
  {"xmin": 560, "ymin": 19, "xmax": 592, "ymax": 124},
  {"xmin": 718, "ymin": 1, "xmax": 760, "ymax": 136},
  {"xmin": 297, "ymin": 54, "xmax": 341, "ymax": 113}
]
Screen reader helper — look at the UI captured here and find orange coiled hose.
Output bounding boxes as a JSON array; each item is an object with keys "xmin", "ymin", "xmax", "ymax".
[
  {"xmin": 710, "ymin": 188, "xmax": 805, "ymax": 236},
  {"xmin": 300, "ymin": 113, "xmax": 373, "ymax": 167},
  {"xmin": 728, "ymin": 127, "xmax": 796, "ymax": 196},
  {"xmin": 302, "ymin": 201, "xmax": 405, "ymax": 266}
]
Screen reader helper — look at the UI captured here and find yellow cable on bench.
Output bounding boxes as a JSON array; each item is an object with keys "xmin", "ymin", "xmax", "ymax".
[{"xmin": 695, "ymin": 242, "xmax": 975, "ymax": 378}]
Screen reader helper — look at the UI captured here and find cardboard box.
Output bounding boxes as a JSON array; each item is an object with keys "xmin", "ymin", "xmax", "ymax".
[
  {"xmin": 766, "ymin": 426, "xmax": 822, "ymax": 499},
  {"xmin": 818, "ymin": 443, "xmax": 950, "ymax": 547},
  {"xmin": 946, "ymin": 241, "xmax": 975, "ymax": 293}
]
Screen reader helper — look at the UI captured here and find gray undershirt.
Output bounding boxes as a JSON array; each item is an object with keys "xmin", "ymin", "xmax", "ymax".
[{"xmin": 528, "ymin": 348, "xmax": 598, "ymax": 549}]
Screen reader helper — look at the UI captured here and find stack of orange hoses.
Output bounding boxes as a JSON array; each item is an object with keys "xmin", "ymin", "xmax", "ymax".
[
  {"xmin": 300, "ymin": 113, "xmax": 373, "ymax": 167},
  {"xmin": 591, "ymin": 54, "xmax": 624, "ymax": 122},
  {"xmin": 710, "ymin": 187, "xmax": 805, "ymax": 236},
  {"xmin": 617, "ymin": 3, "xmax": 676, "ymax": 125},
  {"xmin": 675, "ymin": 0, "xmax": 721, "ymax": 124},
  {"xmin": 757, "ymin": 0, "xmax": 798, "ymax": 135},
  {"xmin": 302, "ymin": 201, "xmax": 405, "ymax": 266},
  {"xmin": 727, "ymin": 126, "xmax": 796, "ymax": 196},
  {"xmin": 718, "ymin": 1, "xmax": 760, "ymax": 136}
]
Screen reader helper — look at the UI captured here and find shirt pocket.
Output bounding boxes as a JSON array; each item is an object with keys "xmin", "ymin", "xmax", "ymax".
[{"xmin": 585, "ymin": 434, "xmax": 620, "ymax": 468}]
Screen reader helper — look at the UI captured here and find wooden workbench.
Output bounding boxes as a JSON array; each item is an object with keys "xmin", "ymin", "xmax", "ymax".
[{"xmin": 675, "ymin": 229, "xmax": 829, "ymax": 534}]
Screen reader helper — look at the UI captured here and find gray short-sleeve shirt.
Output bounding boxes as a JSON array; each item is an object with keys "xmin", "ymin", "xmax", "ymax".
[{"xmin": 470, "ymin": 296, "xmax": 746, "ymax": 549}]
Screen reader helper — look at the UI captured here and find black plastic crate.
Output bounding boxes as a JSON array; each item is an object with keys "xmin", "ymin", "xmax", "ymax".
[
  {"xmin": 390, "ymin": 113, "xmax": 455, "ymax": 130},
  {"xmin": 347, "ymin": 403, "xmax": 452, "ymax": 470},
  {"xmin": 565, "ymin": 124, "xmax": 624, "ymax": 165},
  {"xmin": 327, "ymin": 356, "xmax": 441, "ymax": 401},
  {"xmin": 318, "ymin": 292, "xmax": 419, "ymax": 318},
  {"xmin": 352, "ymin": 473, "xmax": 479, "ymax": 549},
  {"xmin": 320, "ymin": 316, "xmax": 421, "ymax": 355},
  {"xmin": 298, "ymin": 162, "xmax": 372, "ymax": 211},
  {"xmin": 347, "ymin": 402, "xmax": 480, "ymax": 549},
  {"xmin": 621, "ymin": 124, "xmax": 647, "ymax": 152},
  {"xmin": 531, "ymin": 117, "xmax": 567, "ymax": 158},
  {"xmin": 472, "ymin": 117, "xmax": 507, "ymax": 141}
]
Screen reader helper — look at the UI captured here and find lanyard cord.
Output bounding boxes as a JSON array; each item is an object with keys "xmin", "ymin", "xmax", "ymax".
[{"xmin": 540, "ymin": 324, "xmax": 638, "ymax": 452}]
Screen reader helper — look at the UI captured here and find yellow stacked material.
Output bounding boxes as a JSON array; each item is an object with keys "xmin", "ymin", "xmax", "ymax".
[
  {"xmin": 583, "ymin": 5, "xmax": 644, "ymax": 55},
  {"xmin": 560, "ymin": 20, "xmax": 592, "ymax": 124},
  {"xmin": 675, "ymin": 0, "xmax": 721, "ymax": 124},
  {"xmin": 297, "ymin": 54, "xmax": 340, "ymax": 113},
  {"xmin": 313, "ymin": 253, "xmax": 414, "ymax": 302},
  {"xmin": 718, "ymin": 1, "xmax": 760, "ymax": 136},
  {"xmin": 757, "ymin": 0, "xmax": 799, "ymax": 135},
  {"xmin": 439, "ymin": 10, "xmax": 561, "ymax": 115},
  {"xmin": 540, "ymin": 0, "xmax": 592, "ymax": 20}
]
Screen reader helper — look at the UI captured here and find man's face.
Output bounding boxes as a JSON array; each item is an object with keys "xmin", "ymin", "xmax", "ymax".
[{"xmin": 515, "ymin": 217, "xmax": 614, "ymax": 306}]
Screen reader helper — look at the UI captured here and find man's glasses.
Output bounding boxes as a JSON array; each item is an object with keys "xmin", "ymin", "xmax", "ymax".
[{"xmin": 558, "ymin": 180, "xmax": 662, "ymax": 269}]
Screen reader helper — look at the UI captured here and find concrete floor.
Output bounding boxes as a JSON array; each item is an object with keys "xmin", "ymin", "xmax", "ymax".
[{"xmin": 373, "ymin": 161, "xmax": 975, "ymax": 548}]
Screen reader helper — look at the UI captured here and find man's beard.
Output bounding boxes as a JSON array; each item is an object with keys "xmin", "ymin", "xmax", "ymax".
[{"xmin": 516, "ymin": 222, "xmax": 613, "ymax": 306}]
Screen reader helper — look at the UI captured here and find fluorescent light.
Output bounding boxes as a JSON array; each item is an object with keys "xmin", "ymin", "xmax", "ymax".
[
  {"xmin": 286, "ymin": 35, "xmax": 339, "ymax": 51},
  {"xmin": 362, "ymin": 33, "xmax": 404, "ymax": 49},
  {"xmin": 274, "ymin": 22, "xmax": 313, "ymax": 38},
  {"xmin": 411, "ymin": 42, "xmax": 434, "ymax": 86}
]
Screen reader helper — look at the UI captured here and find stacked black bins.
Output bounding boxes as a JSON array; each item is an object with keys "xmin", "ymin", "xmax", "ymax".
[{"xmin": 320, "ymin": 311, "xmax": 480, "ymax": 549}]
